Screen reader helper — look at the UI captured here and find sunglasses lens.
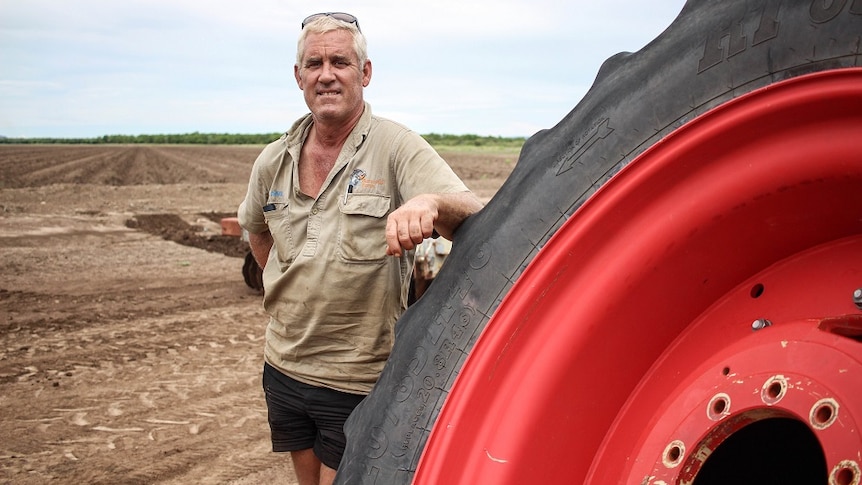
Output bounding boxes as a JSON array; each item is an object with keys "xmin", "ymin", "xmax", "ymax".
[
  {"xmin": 301, "ymin": 12, "xmax": 360, "ymax": 32},
  {"xmin": 330, "ymin": 13, "xmax": 356, "ymax": 23},
  {"xmin": 301, "ymin": 13, "xmax": 323, "ymax": 28}
]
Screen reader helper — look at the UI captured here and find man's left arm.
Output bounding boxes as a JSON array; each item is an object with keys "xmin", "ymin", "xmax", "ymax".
[{"xmin": 385, "ymin": 191, "xmax": 483, "ymax": 257}]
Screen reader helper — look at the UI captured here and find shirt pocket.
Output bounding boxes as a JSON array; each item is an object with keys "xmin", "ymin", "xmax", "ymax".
[
  {"xmin": 263, "ymin": 205, "xmax": 294, "ymax": 268},
  {"xmin": 339, "ymin": 194, "xmax": 391, "ymax": 263}
]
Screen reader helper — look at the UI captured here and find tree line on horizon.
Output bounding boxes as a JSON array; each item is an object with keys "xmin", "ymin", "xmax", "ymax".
[{"xmin": 0, "ymin": 132, "xmax": 526, "ymax": 148}]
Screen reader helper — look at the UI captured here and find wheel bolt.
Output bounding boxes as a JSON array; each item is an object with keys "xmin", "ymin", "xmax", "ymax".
[
  {"xmin": 853, "ymin": 288, "xmax": 862, "ymax": 310},
  {"xmin": 752, "ymin": 318, "xmax": 772, "ymax": 331}
]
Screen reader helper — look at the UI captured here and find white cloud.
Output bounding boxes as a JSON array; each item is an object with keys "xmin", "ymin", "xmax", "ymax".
[{"xmin": 0, "ymin": 0, "xmax": 686, "ymax": 138}]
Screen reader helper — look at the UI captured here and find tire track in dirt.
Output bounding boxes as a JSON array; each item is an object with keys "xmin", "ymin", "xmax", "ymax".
[
  {"xmin": 0, "ymin": 145, "xmax": 260, "ymax": 189},
  {"xmin": 146, "ymin": 145, "xmax": 262, "ymax": 184},
  {"xmin": 0, "ymin": 146, "xmax": 127, "ymax": 188},
  {"xmin": 0, "ymin": 146, "xmax": 108, "ymax": 186},
  {"xmin": 1, "ymin": 282, "xmax": 273, "ymax": 483},
  {"xmin": 0, "ymin": 211, "xmax": 275, "ymax": 483}
]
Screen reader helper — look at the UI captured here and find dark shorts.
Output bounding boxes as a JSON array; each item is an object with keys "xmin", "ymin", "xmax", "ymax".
[{"xmin": 262, "ymin": 362, "xmax": 366, "ymax": 470}]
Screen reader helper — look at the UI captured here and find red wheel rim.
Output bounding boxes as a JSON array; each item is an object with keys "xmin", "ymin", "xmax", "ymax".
[{"xmin": 415, "ymin": 69, "xmax": 862, "ymax": 484}]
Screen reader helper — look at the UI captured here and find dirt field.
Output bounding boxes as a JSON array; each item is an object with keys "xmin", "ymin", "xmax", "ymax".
[{"xmin": 0, "ymin": 144, "xmax": 514, "ymax": 484}]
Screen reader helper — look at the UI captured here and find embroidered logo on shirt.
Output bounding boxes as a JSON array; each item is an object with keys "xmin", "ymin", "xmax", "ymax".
[
  {"xmin": 360, "ymin": 178, "xmax": 385, "ymax": 189},
  {"xmin": 345, "ymin": 169, "xmax": 385, "ymax": 198}
]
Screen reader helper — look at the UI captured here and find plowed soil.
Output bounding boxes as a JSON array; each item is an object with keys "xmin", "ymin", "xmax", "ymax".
[{"xmin": 0, "ymin": 144, "xmax": 514, "ymax": 484}]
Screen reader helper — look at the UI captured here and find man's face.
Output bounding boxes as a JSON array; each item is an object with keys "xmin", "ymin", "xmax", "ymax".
[{"xmin": 295, "ymin": 29, "xmax": 371, "ymax": 125}]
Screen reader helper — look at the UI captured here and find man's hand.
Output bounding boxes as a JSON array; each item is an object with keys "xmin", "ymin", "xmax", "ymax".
[
  {"xmin": 385, "ymin": 191, "xmax": 484, "ymax": 257},
  {"xmin": 385, "ymin": 195, "xmax": 438, "ymax": 257}
]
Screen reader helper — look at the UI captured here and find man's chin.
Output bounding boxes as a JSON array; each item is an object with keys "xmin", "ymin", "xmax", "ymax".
[
  {"xmin": 313, "ymin": 99, "xmax": 342, "ymax": 111},
  {"xmin": 313, "ymin": 106, "xmax": 341, "ymax": 118}
]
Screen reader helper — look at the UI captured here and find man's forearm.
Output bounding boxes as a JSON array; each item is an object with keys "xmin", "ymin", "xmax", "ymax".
[
  {"xmin": 432, "ymin": 191, "xmax": 484, "ymax": 240},
  {"xmin": 248, "ymin": 230, "xmax": 274, "ymax": 269}
]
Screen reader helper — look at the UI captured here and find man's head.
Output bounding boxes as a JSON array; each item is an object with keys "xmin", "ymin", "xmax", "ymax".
[
  {"xmin": 297, "ymin": 13, "xmax": 367, "ymax": 68},
  {"xmin": 295, "ymin": 13, "xmax": 371, "ymax": 126}
]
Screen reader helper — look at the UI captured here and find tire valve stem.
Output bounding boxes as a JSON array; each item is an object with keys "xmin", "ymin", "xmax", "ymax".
[
  {"xmin": 854, "ymin": 288, "xmax": 862, "ymax": 311},
  {"xmin": 752, "ymin": 318, "xmax": 773, "ymax": 331}
]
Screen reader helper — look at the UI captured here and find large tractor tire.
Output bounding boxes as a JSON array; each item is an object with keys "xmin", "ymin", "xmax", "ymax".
[{"xmin": 339, "ymin": 1, "xmax": 862, "ymax": 483}]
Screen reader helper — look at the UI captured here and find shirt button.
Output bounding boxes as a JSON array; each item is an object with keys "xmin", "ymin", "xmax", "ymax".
[{"xmin": 312, "ymin": 208, "xmax": 319, "ymax": 215}]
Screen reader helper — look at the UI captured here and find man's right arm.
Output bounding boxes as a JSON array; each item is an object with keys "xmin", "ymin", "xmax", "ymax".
[{"xmin": 248, "ymin": 230, "xmax": 274, "ymax": 269}]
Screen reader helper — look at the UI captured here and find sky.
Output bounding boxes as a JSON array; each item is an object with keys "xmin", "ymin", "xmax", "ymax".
[{"xmin": 1, "ymin": 1, "xmax": 686, "ymax": 139}]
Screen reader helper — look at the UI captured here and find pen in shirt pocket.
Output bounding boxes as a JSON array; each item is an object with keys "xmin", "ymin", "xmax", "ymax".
[{"xmin": 344, "ymin": 181, "xmax": 354, "ymax": 204}]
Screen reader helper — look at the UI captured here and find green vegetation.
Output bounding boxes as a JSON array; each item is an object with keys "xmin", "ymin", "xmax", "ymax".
[
  {"xmin": 0, "ymin": 132, "xmax": 283, "ymax": 145},
  {"xmin": 422, "ymin": 133, "xmax": 525, "ymax": 149},
  {"xmin": 0, "ymin": 132, "xmax": 526, "ymax": 150}
]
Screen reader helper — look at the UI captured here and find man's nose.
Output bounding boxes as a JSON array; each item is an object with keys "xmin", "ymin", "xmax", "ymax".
[{"xmin": 320, "ymin": 62, "xmax": 336, "ymax": 81}]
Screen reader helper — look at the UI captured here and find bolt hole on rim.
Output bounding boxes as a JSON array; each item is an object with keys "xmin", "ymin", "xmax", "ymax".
[{"xmin": 761, "ymin": 375, "xmax": 787, "ymax": 405}]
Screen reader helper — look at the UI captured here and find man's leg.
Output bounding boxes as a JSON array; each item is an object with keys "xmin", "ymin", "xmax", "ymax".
[
  {"xmin": 290, "ymin": 449, "xmax": 337, "ymax": 485},
  {"xmin": 263, "ymin": 363, "xmax": 364, "ymax": 484},
  {"xmin": 307, "ymin": 386, "xmax": 365, "ymax": 483},
  {"xmin": 290, "ymin": 448, "xmax": 322, "ymax": 485},
  {"xmin": 264, "ymin": 365, "xmax": 320, "ymax": 484},
  {"xmin": 319, "ymin": 462, "xmax": 337, "ymax": 485}
]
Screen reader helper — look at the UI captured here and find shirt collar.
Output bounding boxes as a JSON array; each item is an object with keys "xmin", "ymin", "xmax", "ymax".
[{"xmin": 287, "ymin": 101, "xmax": 373, "ymax": 150}]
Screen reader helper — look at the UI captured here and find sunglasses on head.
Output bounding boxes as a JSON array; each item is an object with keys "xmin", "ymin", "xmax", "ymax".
[{"xmin": 301, "ymin": 12, "xmax": 361, "ymax": 32}]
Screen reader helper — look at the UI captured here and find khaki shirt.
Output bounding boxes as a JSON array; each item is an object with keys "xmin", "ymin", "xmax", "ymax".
[{"xmin": 238, "ymin": 103, "xmax": 469, "ymax": 394}]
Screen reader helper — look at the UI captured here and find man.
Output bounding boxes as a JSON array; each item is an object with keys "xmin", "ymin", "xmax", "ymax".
[{"xmin": 237, "ymin": 12, "xmax": 484, "ymax": 485}]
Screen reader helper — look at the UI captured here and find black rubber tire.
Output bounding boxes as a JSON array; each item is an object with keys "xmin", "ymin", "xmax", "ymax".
[{"xmin": 338, "ymin": 1, "xmax": 862, "ymax": 483}]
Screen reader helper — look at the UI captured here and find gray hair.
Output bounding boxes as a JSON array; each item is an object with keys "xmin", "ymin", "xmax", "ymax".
[{"xmin": 296, "ymin": 16, "xmax": 368, "ymax": 70}]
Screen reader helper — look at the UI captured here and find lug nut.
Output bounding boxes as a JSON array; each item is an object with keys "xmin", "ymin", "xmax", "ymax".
[
  {"xmin": 854, "ymin": 288, "xmax": 862, "ymax": 310},
  {"xmin": 752, "ymin": 318, "xmax": 772, "ymax": 331}
]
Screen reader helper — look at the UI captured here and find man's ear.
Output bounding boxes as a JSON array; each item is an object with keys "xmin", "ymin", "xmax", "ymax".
[
  {"xmin": 295, "ymin": 64, "xmax": 303, "ymax": 89},
  {"xmin": 362, "ymin": 59, "xmax": 372, "ymax": 87}
]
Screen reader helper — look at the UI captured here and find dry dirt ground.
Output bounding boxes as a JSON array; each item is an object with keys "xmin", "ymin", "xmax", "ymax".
[{"xmin": 0, "ymin": 144, "xmax": 515, "ymax": 484}]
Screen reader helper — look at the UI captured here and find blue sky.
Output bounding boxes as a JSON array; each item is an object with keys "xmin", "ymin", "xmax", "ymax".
[{"xmin": 0, "ymin": 1, "xmax": 686, "ymax": 139}]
